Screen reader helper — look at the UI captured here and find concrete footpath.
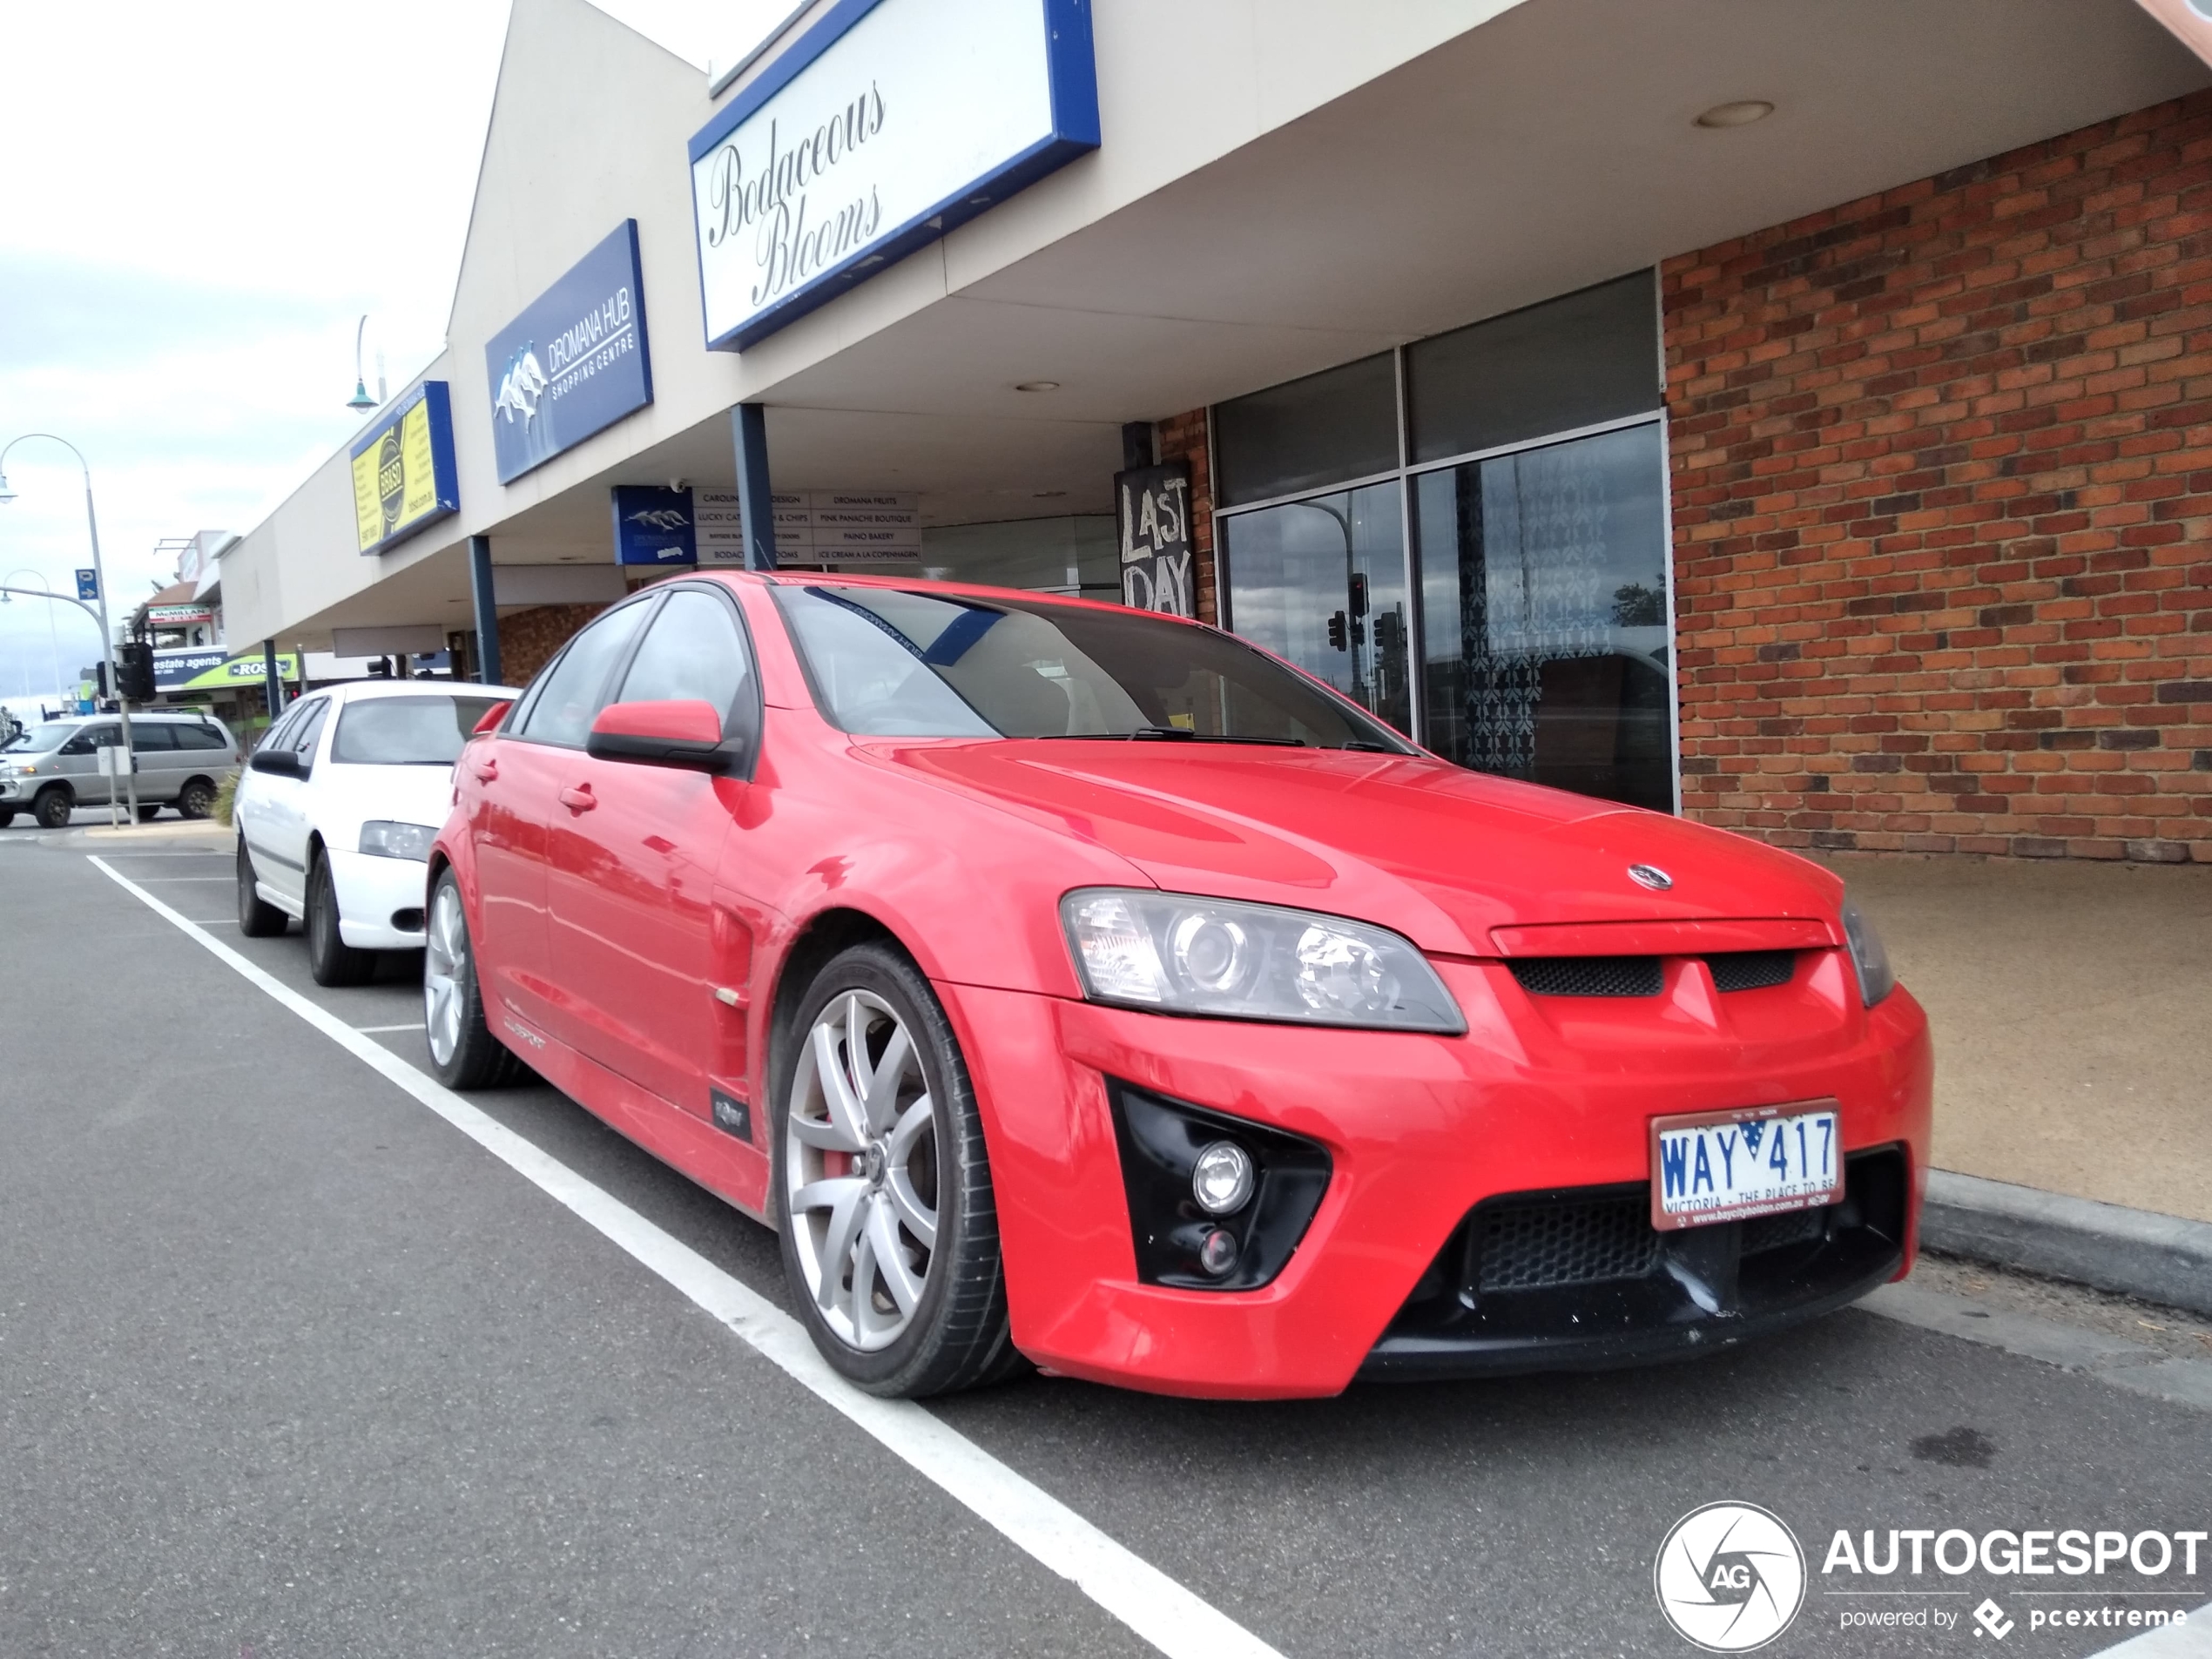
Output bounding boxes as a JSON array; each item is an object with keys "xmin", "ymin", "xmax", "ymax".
[{"xmin": 1838, "ymin": 853, "xmax": 2212, "ymax": 1313}]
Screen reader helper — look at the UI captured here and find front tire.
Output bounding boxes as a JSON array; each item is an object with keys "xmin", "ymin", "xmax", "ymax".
[
  {"xmin": 306, "ymin": 851, "xmax": 374, "ymax": 987},
  {"xmin": 773, "ymin": 941, "xmax": 1020, "ymax": 1399},
  {"xmin": 422, "ymin": 868, "xmax": 525, "ymax": 1089},
  {"xmin": 236, "ymin": 839, "xmax": 287, "ymax": 937},
  {"xmin": 32, "ymin": 787, "xmax": 71, "ymax": 829},
  {"xmin": 0, "ymin": 809, "xmax": 15, "ymax": 828}
]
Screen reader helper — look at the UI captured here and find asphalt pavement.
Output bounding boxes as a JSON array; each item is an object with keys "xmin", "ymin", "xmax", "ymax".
[{"xmin": 2, "ymin": 822, "xmax": 2206, "ymax": 1659}]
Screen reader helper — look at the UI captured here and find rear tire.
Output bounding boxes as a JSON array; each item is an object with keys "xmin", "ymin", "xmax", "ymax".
[
  {"xmin": 773, "ymin": 941, "xmax": 1022, "ymax": 1399},
  {"xmin": 422, "ymin": 867, "xmax": 525, "ymax": 1089},
  {"xmin": 176, "ymin": 777, "xmax": 216, "ymax": 819},
  {"xmin": 306, "ymin": 851, "xmax": 374, "ymax": 987},
  {"xmin": 236, "ymin": 839, "xmax": 287, "ymax": 937},
  {"xmin": 32, "ymin": 787, "xmax": 71, "ymax": 830}
]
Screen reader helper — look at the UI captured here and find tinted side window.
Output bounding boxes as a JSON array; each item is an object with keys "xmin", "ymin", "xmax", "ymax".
[
  {"xmin": 615, "ymin": 589, "xmax": 754, "ymax": 737},
  {"xmin": 62, "ymin": 724, "xmax": 119, "ymax": 754},
  {"xmin": 131, "ymin": 725, "xmax": 177, "ymax": 751},
  {"xmin": 516, "ymin": 602, "xmax": 652, "ymax": 747},
  {"xmin": 287, "ymin": 700, "xmax": 331, "ymax": 765},
  {"xmin": 175, "ymin": 724, "xmax": 228, "ymax": 751}
]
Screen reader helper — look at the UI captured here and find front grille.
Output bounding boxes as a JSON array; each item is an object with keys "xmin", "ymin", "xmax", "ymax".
[
  {"xmin": 1507, "ymin": 955, "xmax": 1662, "ymax": 998},
  {"xmin": 1707, "ymin": 950, "xmax": 1797, "ymax": 992},
  {"xmin": 1474, "ymin": 1194, "xmax": 1660, "ymax": 1291},
  {"xmin": 1743, "ymin": 1204, "xmax": 1825, "ymax": 1254}
]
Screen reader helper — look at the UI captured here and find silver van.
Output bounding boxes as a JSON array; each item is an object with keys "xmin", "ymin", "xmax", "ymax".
[{"xmin": 0, "ymin": 711, "xmax": 240, "ymax": 828}]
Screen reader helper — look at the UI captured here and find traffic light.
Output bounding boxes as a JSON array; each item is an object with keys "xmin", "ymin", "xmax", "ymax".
[
  {"xmin": 1326, "ymin": 610, "xmax": 1349, "ymax": 651},
  {"xmin": 118, "ymin": 641, "xmax": 156, "ymax": 702}
]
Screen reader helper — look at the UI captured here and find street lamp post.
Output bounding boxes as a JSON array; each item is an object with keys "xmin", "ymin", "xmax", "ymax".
[
  {"xmin": 0, "ymin": 435, "xmax": 141, "ymax": 824},
  {"xmin": 3, "ymin": 568, "xmax": 66, "ymax": 704}
]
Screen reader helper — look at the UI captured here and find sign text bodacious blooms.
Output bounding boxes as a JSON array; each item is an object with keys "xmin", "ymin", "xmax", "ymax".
[{"xmin": 687, "ymin": 0, "xmax": 1098, "ymax": 351}]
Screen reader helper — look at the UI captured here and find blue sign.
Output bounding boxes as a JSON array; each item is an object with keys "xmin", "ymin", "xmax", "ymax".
[
  {"xmin": 486, "ymin": 221, "xmax": 654, "ymax": 484},
  {"xmin": 686, "ymin": 0, "xmax": 1099, "ymax": 351},
  {"xmin": 611, "ymin": 486, "xmax": 698, "ymax": 565},
  {"xmin": 349, "ymin": 382, "xmax": 461, "ymax": 555},
  {"xmin": 75, "ymin": 569, "xmax": 98, "ymax": 602}
]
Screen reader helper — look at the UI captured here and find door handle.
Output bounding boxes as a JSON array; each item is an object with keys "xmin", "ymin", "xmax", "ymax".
[
  {"xmin": 559, "ymin": 785, "xmax": 597, "ymax": 813},
  {"xmin": 471, "ymin": 757, "xmax": 499, "ymax": 782}
]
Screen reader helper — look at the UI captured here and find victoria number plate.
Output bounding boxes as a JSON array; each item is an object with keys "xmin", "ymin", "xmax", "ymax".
[{"xmin": 1649, "ymin": 1101, "xmax": 1844, "ymax": 1231}]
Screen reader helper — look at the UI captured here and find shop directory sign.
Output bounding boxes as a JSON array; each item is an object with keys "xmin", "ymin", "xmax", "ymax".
[
  {"xmin": 487, "ymin": 222, "xmax": 655, "ymax": 483},
  {"xmin": 350, "ymin": 382, "xmax": 460, "ymax": 555},
  {"xmin": 687, "ymin": 0, "xmax": 1098, "ymax": 351}
]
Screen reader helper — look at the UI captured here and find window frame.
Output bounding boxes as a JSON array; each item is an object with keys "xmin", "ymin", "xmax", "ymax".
[{"xmin": 1211, "ymin": 268, "xmax": 1683, "ymax": 814}]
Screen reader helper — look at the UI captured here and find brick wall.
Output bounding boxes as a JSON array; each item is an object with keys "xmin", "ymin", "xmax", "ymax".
[
  {"xmin": 496, "ymin": 603, "xmax": 608, "ymax": 688},
  {"xmin": 1156, "ymin": 408, "xmax": 1218, "ymax": 624},
  {"xmin": 1665, "ymin": 91, "xmax": 2212, "ymax": 863}
]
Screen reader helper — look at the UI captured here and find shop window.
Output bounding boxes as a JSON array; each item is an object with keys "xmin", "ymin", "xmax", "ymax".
[
  {"xmin": 1413, "ymin": 423, "xmax": 1670, "ymax": 810},
  {"xmin": 1214, "ymin": 352, "xmax": 1398, "ymax": 508},
  {"xmin": 1222, "ymin": 482, "xmax": 1411, "ymax": 736},
  {"xmin": 1405, "ymin": 273, "xmax": 1659, "ymax": 464}
]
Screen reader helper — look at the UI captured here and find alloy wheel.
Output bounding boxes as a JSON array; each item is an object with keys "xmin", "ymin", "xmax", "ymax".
[
  {"xmin": 785, "ymin": 989, "xmax": 940, "ymax": 1352},
  {"xmin": 423, "ymin": 883, "xmax": 468, "ymax": 1068}
]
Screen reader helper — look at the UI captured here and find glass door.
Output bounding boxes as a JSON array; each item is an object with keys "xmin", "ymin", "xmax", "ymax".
[{"xmin": 1220, "ymin": 482, "xmax": 1411, "ymax": 737}]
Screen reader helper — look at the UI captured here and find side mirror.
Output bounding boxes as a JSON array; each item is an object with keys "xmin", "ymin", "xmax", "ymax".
[
  {"xmin": 472, "ymin": 700, "xmax": 514, "ymax": 736},
  {"xmin": 586, "ymin": 699, "xmax": 732, "ymax": 771},
  {"xmin": 249, "ymin": 747, "xmax": 303, "ymax": 777}
]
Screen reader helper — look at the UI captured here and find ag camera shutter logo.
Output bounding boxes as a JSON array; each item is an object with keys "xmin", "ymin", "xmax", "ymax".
[{"xmin": 1655, "ymin": 1502, "xmax": 1807, "ymax": 1651}]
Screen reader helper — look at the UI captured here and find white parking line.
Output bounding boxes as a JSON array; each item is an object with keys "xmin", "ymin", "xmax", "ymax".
[
  {"xmin": 355, "ymin": 1023, "xmax": 426, "ymax": 1034},
  {"xmin": 87, "ymin": 854, "xmax": 1284, "ymax": 1659},
  {"xmin": 132, "ymin": 876, "xmax": 233, "ymax": 882}
]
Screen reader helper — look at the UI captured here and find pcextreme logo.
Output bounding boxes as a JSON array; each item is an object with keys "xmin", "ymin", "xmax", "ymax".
[{"xmin": 1655, "ymin": 1502, "xmax": 1809, "ymax": 1652}]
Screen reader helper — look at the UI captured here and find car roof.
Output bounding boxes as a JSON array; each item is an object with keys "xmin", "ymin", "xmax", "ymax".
[
  {"xmin": 696, "ymin": 568, "xmax": 1208, "ymax": 626},
  {"xmin": 320, "ymin": 680, "xmax": 524, "ymax": 703}
]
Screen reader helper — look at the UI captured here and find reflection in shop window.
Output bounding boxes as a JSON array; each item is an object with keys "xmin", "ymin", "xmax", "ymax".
[
  {"xmin": 1222, "ymin": 482, "xmax": 1410, "ymax": 736},
  {"xmin": 1415, "ymin": 423, "xmax": 1671, "ymax": 811}
]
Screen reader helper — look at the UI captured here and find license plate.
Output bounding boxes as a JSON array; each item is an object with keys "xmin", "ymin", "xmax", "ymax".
[{"xmin": 1649, "ymin": 1101, "xmax": 1843, "ymax": 1231}]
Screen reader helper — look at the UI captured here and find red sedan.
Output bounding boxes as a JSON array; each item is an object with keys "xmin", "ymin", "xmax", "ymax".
[{"xmin": 424, "ymin": 573, "xmax": 1932, "ymax": 1399}]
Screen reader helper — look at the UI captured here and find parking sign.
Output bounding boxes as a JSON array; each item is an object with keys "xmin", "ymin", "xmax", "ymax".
[{"xmin": 74, "ymin": 569, "xmax": 98, "ymax": 602}]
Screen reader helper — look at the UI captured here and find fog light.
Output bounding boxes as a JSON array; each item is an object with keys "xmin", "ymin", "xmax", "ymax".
[
  {"xmin": 1191, "ymin": 1140, "xmax": 1255, "ymax": 1215},
  {"xmin": 1197, "ymin": 1228, "xmax": 1240, "ymax": 1277}
]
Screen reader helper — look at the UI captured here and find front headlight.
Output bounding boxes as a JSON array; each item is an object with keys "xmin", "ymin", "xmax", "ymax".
[
  {"xmin": 1840, "ymin": 896, "xmax": 1895, "ymax": 1007},
  {"xmin": 359, "ymin": 819, "xmax": 436, "ymax": 861},
  {"xmin": 1060, "ymin": 888, "xmax": 1465, "ymax": 1033}
]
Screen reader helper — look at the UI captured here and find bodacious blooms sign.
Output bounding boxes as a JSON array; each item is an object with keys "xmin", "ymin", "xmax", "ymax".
[{"xmin": 688, "ymin": 0, "xmax": 1098, "ymax": 351}]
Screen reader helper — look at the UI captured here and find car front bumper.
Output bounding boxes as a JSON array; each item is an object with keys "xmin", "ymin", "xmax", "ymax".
[
  {"xmin": 327, "ymin": 848, "xmax": 431, "ymax": 950},
  {"xmin": 940, "ymin": 948, "xmax": 1933, "ymax": 1399}
]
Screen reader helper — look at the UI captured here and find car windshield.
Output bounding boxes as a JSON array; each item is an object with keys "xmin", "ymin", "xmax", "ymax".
[
  {"xmin": 771, "ymin": 585, "xmax": 1413, "ymax": 750},
  {"xmin": 330, "ymin": 696, "xmax": 502, "ymax": 765},
  {"xmin": 1, "ymin": 724, "xmax": 75, "ymax": 753}
]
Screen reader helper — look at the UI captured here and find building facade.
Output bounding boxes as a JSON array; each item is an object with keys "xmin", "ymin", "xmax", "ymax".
[{"xmin": 219, "ymin": 0, "xmax": 2212, "ymax": 862}]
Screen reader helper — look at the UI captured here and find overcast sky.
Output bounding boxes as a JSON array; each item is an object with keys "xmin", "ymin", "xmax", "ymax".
[{"xmin": 0, "ymin": 0, "xmax": 785, "ymax": 700}]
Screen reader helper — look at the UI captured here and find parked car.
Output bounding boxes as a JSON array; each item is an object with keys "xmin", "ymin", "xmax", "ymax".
[
  {"xmin": 0, "ymin": 710, "xmax": 239, "ymax": 827},
  {"xmin": 233, "ymin": 681, "xmax": 520, "ymax": 984},
  {"xmin": 424, "ymin": 574, "xmax": 1932, "ymax": 1400}
]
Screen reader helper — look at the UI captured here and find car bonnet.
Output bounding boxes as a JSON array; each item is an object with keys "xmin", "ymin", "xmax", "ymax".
[{"xmin": 869, "ymin": 741, "xmax": 1844, "ymax": 957}]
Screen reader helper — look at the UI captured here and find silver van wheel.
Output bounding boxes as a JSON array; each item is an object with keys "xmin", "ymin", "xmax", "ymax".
[
  {"xmin": 785, "ymin": 990, "xmax": 940, "ymax": 1353},
  {"xmin": 424, "ymin": 884, "xmax": 468, "ymax": 1068}
]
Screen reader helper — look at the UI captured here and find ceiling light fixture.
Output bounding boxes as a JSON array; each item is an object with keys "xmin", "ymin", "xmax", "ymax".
[
  {"xmin": 1695, "ymin": 100, "xmax": 1774, "ymax": 129},
  {"xmin": 1014, "ymin": 381, "xmax": 1061, "ymax": 393}
]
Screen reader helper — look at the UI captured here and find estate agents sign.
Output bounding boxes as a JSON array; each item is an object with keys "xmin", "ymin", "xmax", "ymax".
[
  {"xmin": 687, "ymin": 0, "xmax": 1099, "ymax": 351},
  {"xmin": 487, "ymin": 222, "xmax": 654, "ymax": 484}
]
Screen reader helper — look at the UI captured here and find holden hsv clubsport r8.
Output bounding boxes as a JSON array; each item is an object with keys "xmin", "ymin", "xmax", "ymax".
[{"xmin": 423, "ymin": 573, "xmax": 1932, "ymax": 1399}]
